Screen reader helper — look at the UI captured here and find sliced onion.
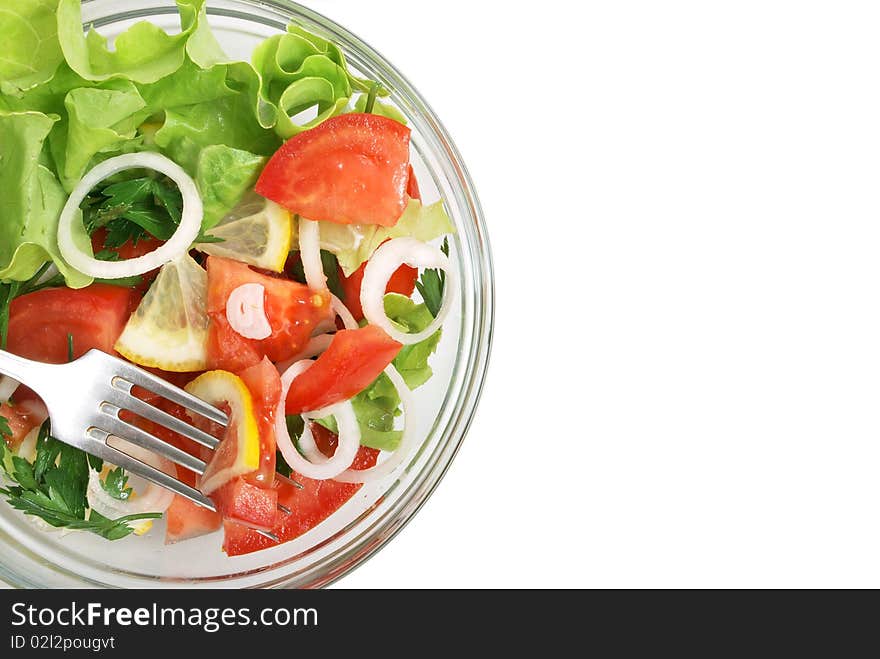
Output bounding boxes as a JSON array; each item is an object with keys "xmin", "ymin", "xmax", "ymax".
[
  {"xmin": 88, "ymin": 437, "xmax": 175, "ymax": 527},
  {"xmin": 298, "ymin": 218, "xmax": 326, "ymax": 291},
  {"xmin": 17, "ymin": 398, "xmax": 48, "ymax": 425},
  {"xmin": 331, "ymin": 294, "xmax": 359, "ymax": 330},
  {"xmin": 16, "ymin": 427, "xmax": 39, "ymax": 462},
  {"xmin": 226, "ymin": 283, "xmax": 272, "ymax": 340},
  {"xmin": 336, "ymin": 364, "xmax": 416, "ymax": 484},
  {"xmin": 58, "ymin": 153, "xmax": 203, "ymax": 279},
  {"xmin": 0, "ymin": 376, "xmax": 20, "ymax": 402},
  {"xmin": 275, "ymin": 360, "xmax": 361, "ymax": 481},
  {"xmin": 361, "ymin": 238, "xmax": 457, "ymax": 345}
]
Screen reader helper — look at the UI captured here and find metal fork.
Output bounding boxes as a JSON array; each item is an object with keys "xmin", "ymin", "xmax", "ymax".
[{"xmin": 0, "ymin": 348, "xmax": 285, "ymax": 540}]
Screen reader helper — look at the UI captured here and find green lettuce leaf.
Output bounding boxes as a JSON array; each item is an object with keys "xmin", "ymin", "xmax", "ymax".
[
  {"xmin": 0, "ymin": 111, "xmax": 90, "ymax": 287},
  {"xmin": 0, "ymin": 2, "xmax": 395, "ymax": 284},
  {"xmin": 56, "ymin": 80, "xmax": 150, "ymax": 190},
  {"xmin": 385, "ymin": 294, "xmax": 443, "ymax": 389},
  {"xmin": 293, "ymin": 199, "xmax": 456, "ymax": 276},
  {"xmin": 317, "ymin": 372, "xmax": 403, "ymax": 452},
  {"xmin": 0, "ymin": 0, "xmax": 64, "ymax": 95},
  {"xmin": 352, "ymin": 94, "xmax": 407, "ymax": 124},
  {"xmin": 195, "ymin": 145, "xmax": 266, "ymax": 228},
  {"xmin": 56, "ymin": 0, "xmax": 216, "ymax": 84},
  {"xmin": 155, "ymin": 92, "xmax": 280, "ymax": 175},
  {"xmin": 252, "ymin": 30, "xmax": 352, "ymax": 139}
]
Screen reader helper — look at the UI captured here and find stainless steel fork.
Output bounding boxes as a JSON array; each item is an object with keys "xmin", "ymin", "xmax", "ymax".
[
  {"xmin": 0, "ymin": 348, "xmax": 284, "ymax": 539},
  {"xmin": 0, "ymin": 347, "xmax": 225, "ymax": 508}
]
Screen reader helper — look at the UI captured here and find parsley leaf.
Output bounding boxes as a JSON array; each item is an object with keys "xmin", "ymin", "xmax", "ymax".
[
  {"xmin": 0, "ymin": 418, "xmax": 159, "ymax": 541},
  {"xmin": 193, "ymin": 229, "xmax": 225, "ymax": 244},
  {"xmin": 0, "ymin": 416, "xmax": 11, "ymax": 442},
  {"xmin": 82, "ymin": 174, "xmax": 183, "ymax": 249},
  {"xmin": 321, "ymin": 251, "xmax": 345, "ymax": 301},
  {"xmin": 101, "ymin": 467, "xmax": 133, "ymax": 501},
  {"xmin": 0, "ymin": 491, "xmax": 158, "ymax": 541},
  {"xmin": 415, "ymin": 238, "xmax": 449, "ymax": 318}
]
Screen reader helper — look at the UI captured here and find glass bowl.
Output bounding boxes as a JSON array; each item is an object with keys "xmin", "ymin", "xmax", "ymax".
[{"xmin": 0, "ymin": 0, "xmax": 493, "ymax": 588}]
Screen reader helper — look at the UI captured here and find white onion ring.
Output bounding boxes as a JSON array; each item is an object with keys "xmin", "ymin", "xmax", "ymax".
[
  {"xmin": 275, "ymin": 360, "xmax": 361, "ymax": 480},
  {"xmin": 361, "ymin": 238, "xmax": 457, "ymax": 345},
  {"xmin": 298, "ymin": 218, "xmax": 326, "ymax": 291},
  {"xmin": 226, "ymin": 283, "xmax": 272, "ymax": 340},
  {"xmin": 331, "ymin": 294, "xmax": 359, "ymax": 330},
  {"xmin": 16, "ymin": 427, "xmax": 39, "ymax": 462},
  {"xmin": 335, "ymin": 364, "xmax": 416, "ymax": 483},
  {"xmin": 58, "ymin": 153, "xmax": 203, "ymax": 279},
  {"xmin": 17, "ymin": 398, "xmax": 48, "ymax": 425},
  {"xmin": 0, "ymin": 376, "xmax": 20, "ymax": 402},
  {"xmin": 88, "ymin": 437, "xmax": 175, "ymax": 524}
]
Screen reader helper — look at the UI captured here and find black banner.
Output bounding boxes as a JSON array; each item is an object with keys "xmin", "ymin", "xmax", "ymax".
[
  {"xmin": 1, "ymin": 589, "xmax": 583, "ymax": 654},
  {"xmin": 0, "ymin": 589, "xmax": 871, "ymax": 654}
]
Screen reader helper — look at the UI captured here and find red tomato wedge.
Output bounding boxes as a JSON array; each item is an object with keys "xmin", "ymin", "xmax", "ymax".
[
  {"xmin": 285, "ymin": 325, "xmax": 402, "ymax": 415},
  {"xmin": 223, "ymin": 428, "xmax": 380, "ymax": 557},
  {"xmin": 90, "ymin": 230, "xmax": 163, "ymax": 261},
  {"xmin": 90, "ymin": 230, "xmax": 162, "ymax": 296},
  {"xmin": 165, "ymin": 495, "xmax": 222, "ymax": 544},
  {"xmin": 405, "ymin": 164, "xmax": 422, "ymax": 202},
  {"xmin": 6, "ymin": 285, "xmax": 133, "ymax": 364},
  {"xmin": 206, "ymin": 256, "xmax": 332, "ymax": 372},
  {"xmin": 336, "ymin": 162, "xmax": 420, "ymax": 320},
  {"xmin": 0, "ymin": 402, "xmax": 41, "ymax": 451},
  {"xmin": 237, "ymin": 357, "xmax": 281, "ymax": 487},
  {"xmin": 255, "ymin": 113, "xmax": 412, "ymax": 227},
  {"xmin": 212, "ymin": 478, "xmax": 278, "ymax": 531}
]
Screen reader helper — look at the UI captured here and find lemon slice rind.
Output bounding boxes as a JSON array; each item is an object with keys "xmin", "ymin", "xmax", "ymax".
[
  {"xmin": 197, "ymin": 195, "xmax": 292, "ymax": 273},
  {"xmin": 114, "ymin": 254, "xmax": 209, "ymax": 373}
]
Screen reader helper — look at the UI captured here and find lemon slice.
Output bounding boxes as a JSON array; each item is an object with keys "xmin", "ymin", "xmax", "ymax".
[
  {"xmin": 197, "ymin": 190, "xmax": 292, "ymax": 272},
  {"xmin": 184, "ymin": 371, "xmax": 261, "ymax": 495},
  {"xmin": 115, "ymin": 254, "xmax": 209, "ymax": 372}
]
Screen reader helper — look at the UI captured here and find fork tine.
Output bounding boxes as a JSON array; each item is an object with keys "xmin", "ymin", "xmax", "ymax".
[
  {"xmin": 87, "ymin": 429, "xmax": 216, "ymax": 512},
  {"xmin": 110, "ymin": 363, "xmax": 228, "ymax": 426},
  {"xmin": 274, "ymin": 472, "xmax": 305, "ymax": 490},
  {"xmin": 103, "ymin": 388, "xmax": 220, "ymax": 450},
  {"xmin": 96, "ymin": 405, "xmax": 207, "ymax": 475}
]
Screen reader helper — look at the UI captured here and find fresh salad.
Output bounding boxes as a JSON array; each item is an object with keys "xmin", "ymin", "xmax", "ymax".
[{"xmin": 0, "ymin": 0, "xmax": 455, "ymax": 556}]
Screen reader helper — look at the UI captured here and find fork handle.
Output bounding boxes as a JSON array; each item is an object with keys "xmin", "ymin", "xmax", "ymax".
[{"xmin": 0, "ymin": 349, "xmax": 43, "ymax": 391}]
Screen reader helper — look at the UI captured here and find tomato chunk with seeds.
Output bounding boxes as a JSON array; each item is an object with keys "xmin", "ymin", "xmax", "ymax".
[
  {"xmin": 212, "ymin": 478, "xmax": 278, "ymax": 531},
  {"xmin": 223, "ymin": 432, "xmax": 380, "ymax": 557},
  {"xmin": 6, "ymin": 285, "xmax": 133, "ymax": 364},
  {"xmin": 0, "ymin": 402, "xmax": 41, "ymax": 452},
  {"xmin": 206, "ymin": 256, "xmax": 332, "ymax": 372}
]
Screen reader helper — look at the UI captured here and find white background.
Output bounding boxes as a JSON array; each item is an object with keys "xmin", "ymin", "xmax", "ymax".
[{"xmin": 307, "ymin": 1, "xmax": 880, "ymax": 588}]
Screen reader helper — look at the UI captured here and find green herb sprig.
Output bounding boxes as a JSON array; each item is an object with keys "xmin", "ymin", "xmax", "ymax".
[
  {"xmin": 0, "ymin": 421, "xmax": 158, "ymax": 540},
  {"xmin": 415, "ymin": 238, "xmax": 450, "ymax": 318},
  {"xmin": 101, "ymin": 467, "xmax": 133, "ymax": 501},
  {"xmin": 82, "ymin": 175, "xmax": 183, "ymax": 248}
]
